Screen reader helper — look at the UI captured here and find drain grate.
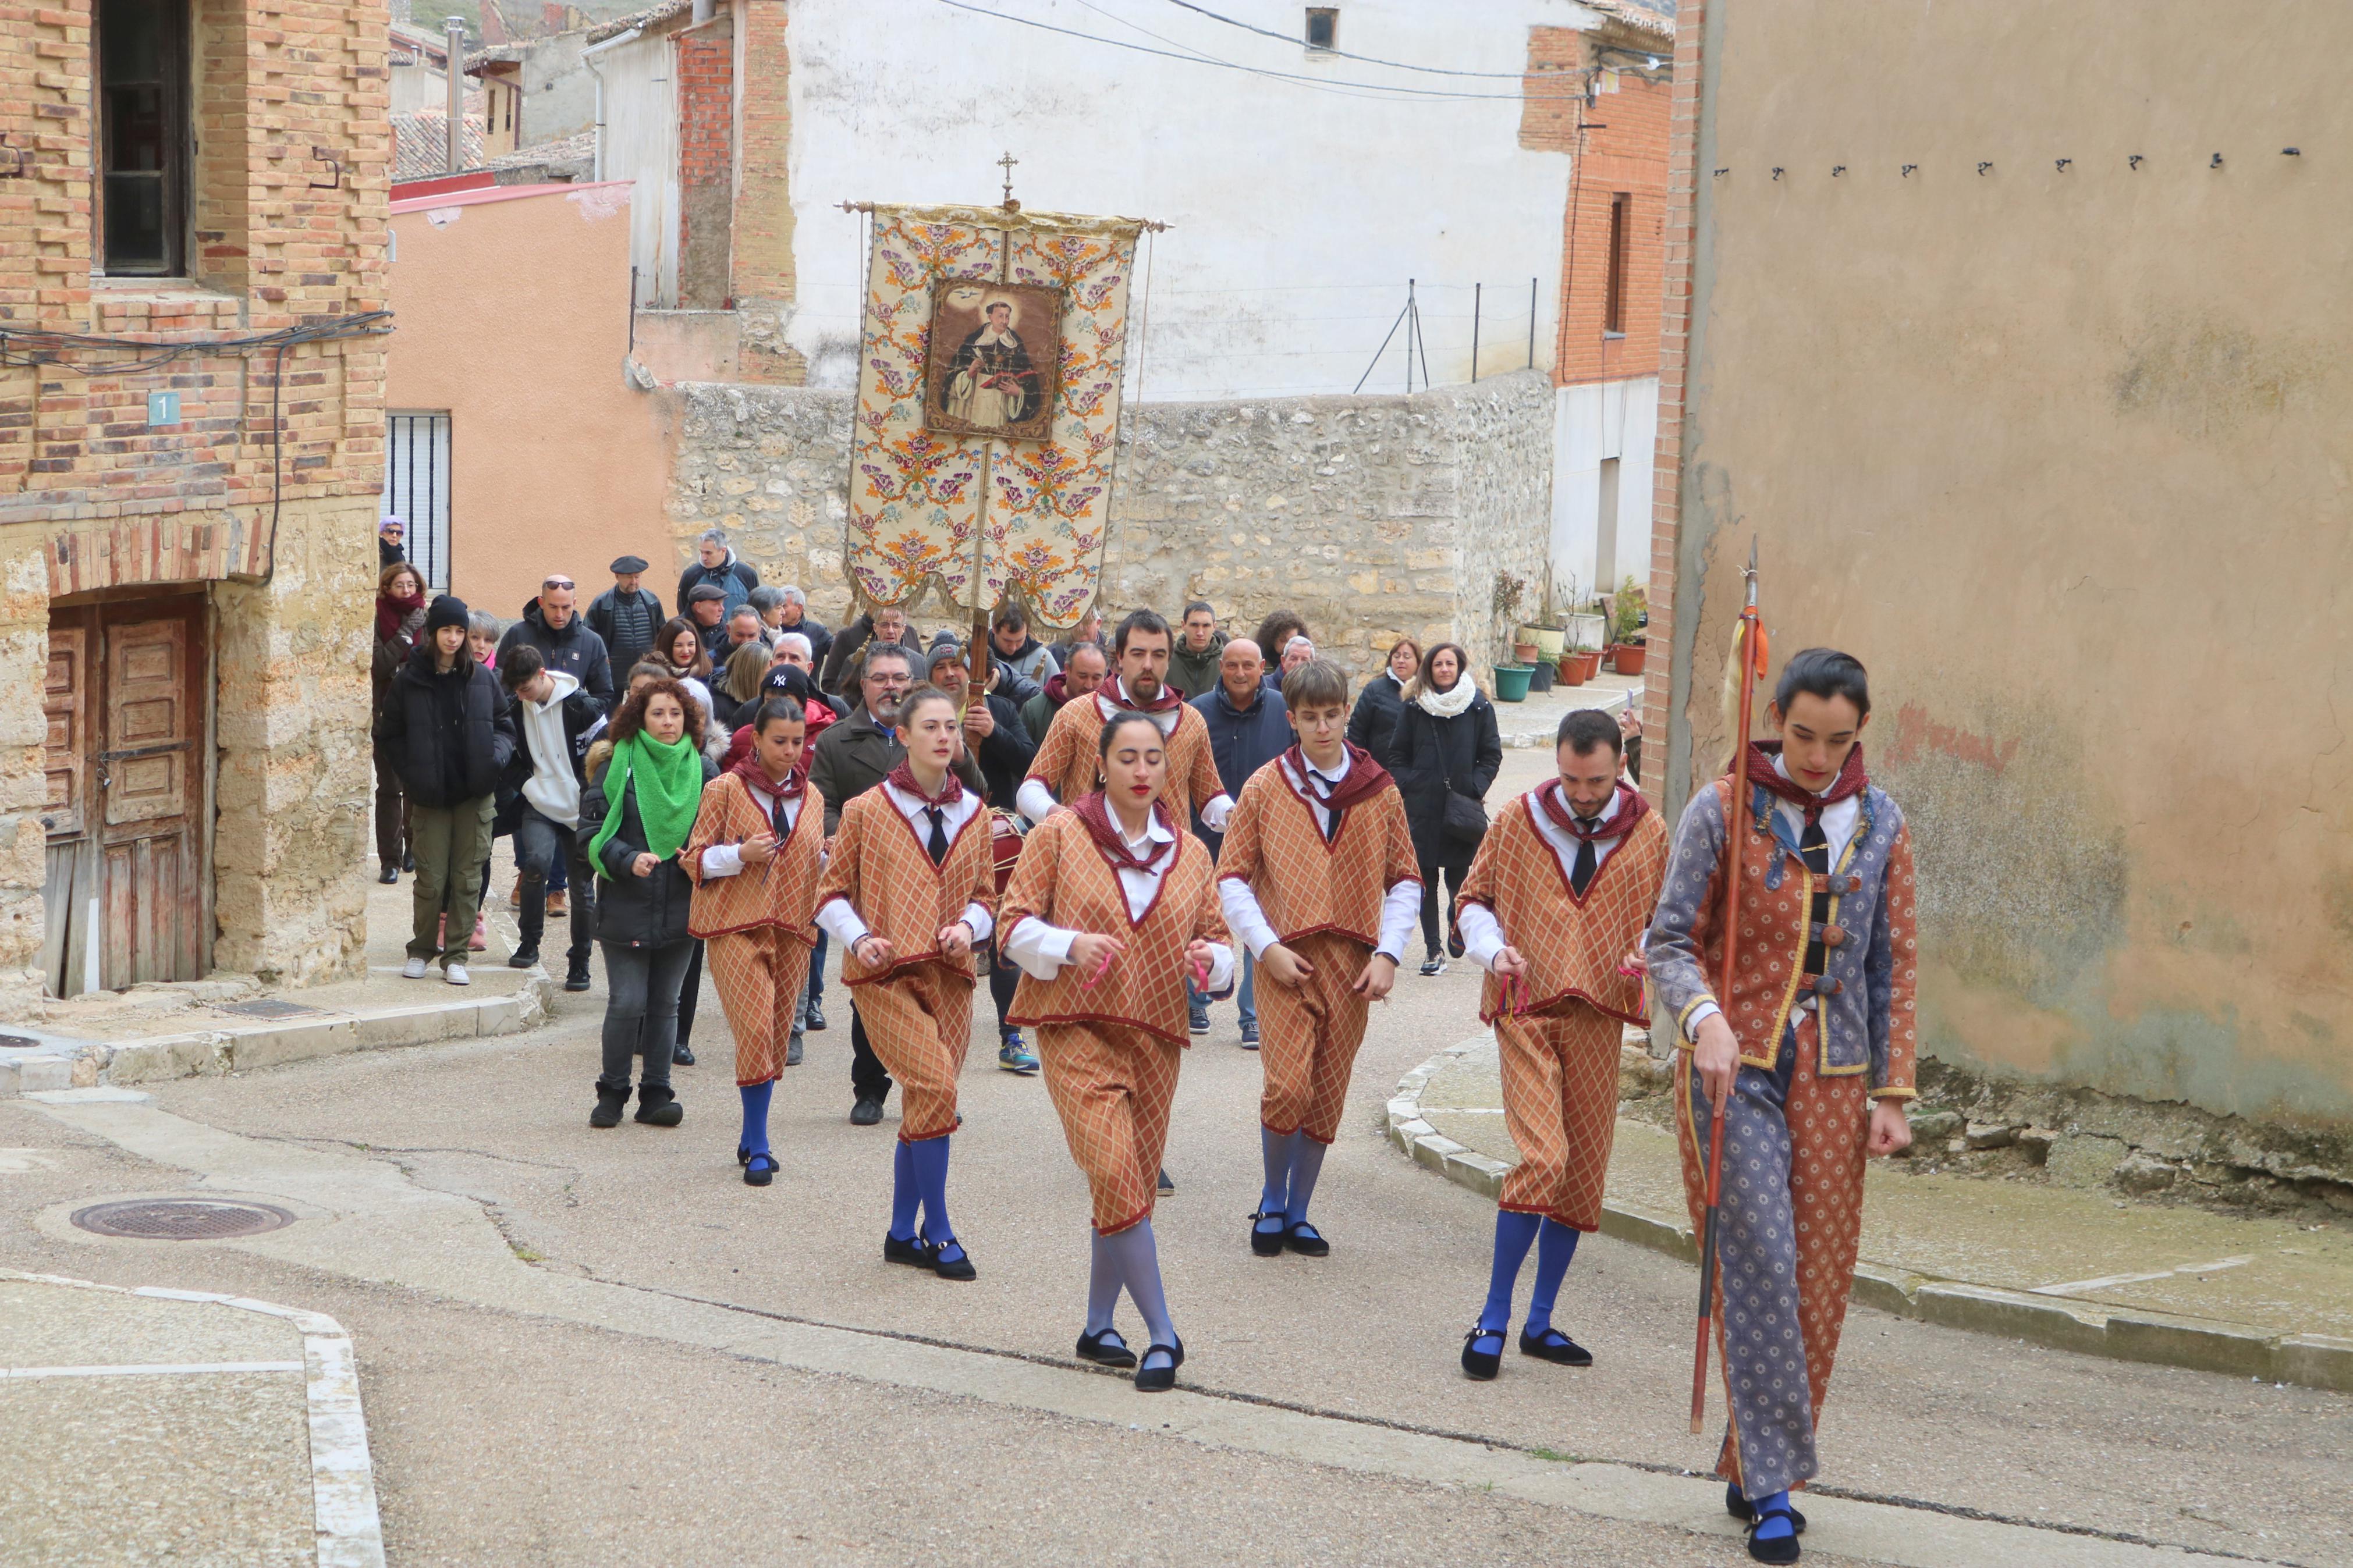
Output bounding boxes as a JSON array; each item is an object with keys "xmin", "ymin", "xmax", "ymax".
[
  {"xmin": 216, "ymin": 998, "xmax": 322, "ymax": 1021},
  {"xmin": 70, "ymin": 1200, "xmax": 297, "ymax": 1240},
  {"xmin": 0, "ymin": 1033, "xmax": 40, "ymax": 1050}
]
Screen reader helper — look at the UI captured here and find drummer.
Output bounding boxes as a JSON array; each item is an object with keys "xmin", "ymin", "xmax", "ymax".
[{"xmin": 926, "ymin": 641, "xmax": 1042, "ymax": 1074}]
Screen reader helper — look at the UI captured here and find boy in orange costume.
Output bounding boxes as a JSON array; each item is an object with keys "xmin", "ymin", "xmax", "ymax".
[
  {"xmin": 1018, "ymin": 609, "xmax": 1232, "ymax": 837},
  {"xmin": 684, "ymin": 698, "xmax": 826, "ymax": 1187},
  {"xmin": 812, "ymin": 685, "xmax": 998, "ymax": 1279},
  {"xmin": 1214, "ymin": 660, "xmax": 1420, "ymax": 1258},
  {"xmin": 1453, "ymin": 709, "xmax": 1668, "ymax": 1378}
]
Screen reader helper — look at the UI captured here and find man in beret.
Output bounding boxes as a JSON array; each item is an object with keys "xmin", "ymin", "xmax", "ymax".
[
  {"xmin": 585, "ymin": 554, "xmax": 666, "ymax": 672},
  {"xmin": 687, "ymin": 582, "xmax": 730, "ymax": 660}
]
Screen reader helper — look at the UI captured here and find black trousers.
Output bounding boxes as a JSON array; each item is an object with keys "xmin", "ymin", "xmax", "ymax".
[
  {"xmin": 849, "ymin": 997, "xmax": 893, "ymax": 1103},
  {"xmin": 988, "ymin": 950, "xmax": 1019, "ymax": 1041},
  {"xmin": 677, "ymin": 939, "xmax": 704, "ymax": 1047},
  {"xmin": 1417, "ymin": 856, "xmax": 1471, "ymax": 959}
]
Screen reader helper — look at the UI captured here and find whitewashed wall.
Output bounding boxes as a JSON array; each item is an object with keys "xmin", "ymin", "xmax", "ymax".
[
  {"xmin": 1549, "ymin": 375, "xmax": 1657, "ymax": 607},
  {"xmin": 595, "ymin": 31, "xmax": 680, "ymax": 307},
  {"xmin": 783, "ymin": 0, "xmax": 1599, "ymax": 397}
]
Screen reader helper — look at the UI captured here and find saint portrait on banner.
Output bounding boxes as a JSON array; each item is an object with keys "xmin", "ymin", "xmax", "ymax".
[{"xmin": 925, "ymin": 282, "xmax": 1062, "ymax": 442}]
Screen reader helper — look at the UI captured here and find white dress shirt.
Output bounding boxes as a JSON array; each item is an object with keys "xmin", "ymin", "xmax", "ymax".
[
  {"xmin": 1218, "ymin": 751, "xmax": 1419, "ymax": 964},
  {"xmin": 1016, "ymin": 681, "xmax": 1233, "ymax": 831},
  {"xmin": 697, "ymin": 772, "xmax": 804, "ymax": 879},
  {"xmin": 1683, "ymin": 755, "xmax": 1859, "ymax": 1038},
  {"xmin": 1002, "ymin": 811, "xmax": 1236, "ymax": 991},
  {"xmin": 813, "ymin": 779, "xmax": 994, "ymax": 951},
  {"xmin": 1461, "ymin": 783, "xmax": 1626, "ymax": 973}
]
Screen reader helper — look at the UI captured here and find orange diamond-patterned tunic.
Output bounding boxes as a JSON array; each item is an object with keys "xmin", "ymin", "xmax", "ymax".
[
  {"xmin": 812, "ymin": 788, "xmax": 997, "ymax": 1142},
  {"xmin": 1216, "ymin": 758, "xmax": 1419, "ymax": 1143},
  {"xmin": 1027, "ymin": 691, "xmax": 1226, "ymax": 831},
  {"xmin": 1453, "ymin": 788, "xmax": 1669, "ymax": 1231},
  {"xmin": 1002, "ymin": 810, "xmax": 1230, "ymax": 1235},
  {"xmin": 683, "ymin": 773, "xmax": 828, "ymax": 1087}
]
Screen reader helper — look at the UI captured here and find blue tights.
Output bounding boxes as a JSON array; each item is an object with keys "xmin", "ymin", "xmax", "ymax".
[
  {"xmin": 1472, "ymin": 1213, "xmax": 1583, "ymax": 1350},
  {"xmin": 739, "ymin": 1081, "xmax": 775, "ymax": 1162},
  {"xmin": 890, "ymin": 1134, "xmax": 963, "ymax": 1264},
  {"xmin": 1257, "ymin": 1126, "xmax": 1331, "ymax": 1232}
]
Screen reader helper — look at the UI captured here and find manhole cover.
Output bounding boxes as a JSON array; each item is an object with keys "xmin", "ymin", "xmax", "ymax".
[
  {"xmin": 70, "ymin": 1200, "xmax": 296, "ymax": 1240},
  {"xmin": 217, "ymin": 998, "xmax": 322, "ymax": 1020},
  {"xmin": 0, "ymin": 1034, "xmax": 40, "ymax": 1050}
]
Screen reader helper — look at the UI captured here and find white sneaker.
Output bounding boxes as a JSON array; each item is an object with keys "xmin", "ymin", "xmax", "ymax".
[
  {"xmin": 445, "ymin": 963, "xmax": 471, "ymax": 986},
  {"xmin": 402, "ymin": 957, "xmax": 430, "ymax": 980}
]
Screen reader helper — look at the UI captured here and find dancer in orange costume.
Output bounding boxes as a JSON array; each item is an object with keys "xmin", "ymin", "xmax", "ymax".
[
  {"xmin": 1214, "ymin": 659, "xmax": 1419, "ymax": 1258},
  {"xmin": 1000, "ymin": 712, "xmax": 1234, "ymax": 1392},
  {"xmin": 684, "ymin": 698, "xmax": 826, "ymax": 1187},
  {"xmin": 1017, "ymin": 609, "xmax": 1231, "ymax": 836},
  {"xmin": 812, "ymin": 685, "xmax": 998, "ymax": 1279}
]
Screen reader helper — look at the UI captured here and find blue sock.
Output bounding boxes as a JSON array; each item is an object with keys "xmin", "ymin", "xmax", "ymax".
[
  {"xmin": 1522, "ymin": 1218, "xmax": 1581, "ymax": 1338},
  {"xmin": 1257, "ymin": 1126, "xmax": 1293, "ymax": 1226},
  {"xmin": 1477, "ymin": 1210, "xmax": 1543, "ymax": 1345},
  {"xmin": 1103, "ymin": 1219, "xmax": 1175, "ymax": 1368},
  {"xmin": 909, "ymin": 1135, "xmax": 960, "ymax": 1261},
  {"xmin": 1087, "ymin": 1230, "xmax": 1123, "ymax": 1336},
  {"xmin": 738, "ymin": 1081, "xmax": 774, "ymax": 1160},
  {"xmin": 889, "ymin": 1139, "xmax": 920, "ymax": 1240},
  {"xmin": 1284, "ymin": 1137, "xmax": 1328, "ymax": 1229},
  {"xmin": 1751, "ymin": 1489, "xmax": 1794, "ymax": 1541}
]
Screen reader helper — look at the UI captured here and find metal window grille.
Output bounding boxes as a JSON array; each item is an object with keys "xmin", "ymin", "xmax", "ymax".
[{"xmin": 382, "ymin": 411, "xmax": 453, "ymax": 594}]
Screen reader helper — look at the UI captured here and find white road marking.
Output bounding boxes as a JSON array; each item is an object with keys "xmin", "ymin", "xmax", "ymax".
[{"xmin": 2031, "ymin": 1256, "xmax": 2254, "ymax": 1296}]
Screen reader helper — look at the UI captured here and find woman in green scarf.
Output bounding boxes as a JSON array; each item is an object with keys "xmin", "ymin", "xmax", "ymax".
[{"xmin": 581, "ymin": 677, "xmax": 718, "ymax": 1129}]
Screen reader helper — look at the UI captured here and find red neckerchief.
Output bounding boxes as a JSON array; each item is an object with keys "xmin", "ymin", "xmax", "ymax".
[
  {"xmin": 1536, "ymin": 778, "xmax": 1649, "ymax": 841},
  {"xmin": 1070, "ymin": 790, "xmax": 1176, "ymax": 874},
  {"xmin": 884, "ymin": 761, "xmax": 965, "ymax": 809},
  {"xmin": 1096, "ymin": 677, "xmax": 1182, "ymax": 717},
  {"xmin": 1284, "ymin": 743, "xmax": 1394, "ymax": 814},
  {"xmin": 1744, "ymin": 741, "xmax": 1867, "ymax": 822},
  {"xmin": 727, "ymin": 748, "xmax": 805, "ymax": 801},
  {"xmin": 1043, "ymin": 672, "xmax": 1070, "ymax": 706}
]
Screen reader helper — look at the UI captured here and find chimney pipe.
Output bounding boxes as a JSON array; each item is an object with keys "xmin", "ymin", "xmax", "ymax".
[
  {"xmin": 693, "ymin": 0, "xmax": 714, "ymax": 20},
  {"xmin": 444, "ymin": 17, "xmax": 466, "ymax": 173}
]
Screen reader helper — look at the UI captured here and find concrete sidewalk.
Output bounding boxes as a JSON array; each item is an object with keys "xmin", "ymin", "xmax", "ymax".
[
  {"xmin": 0, "ymin": 1272, "xmax": 383, "ymax": 1566},
  {"xmin": 1390, "ymin": 1033, "xmax": 2353, "ymax": 1393},
  {"xmin": 1490, "ymin": 669, "xmax": 1642, "ymax": 747}
]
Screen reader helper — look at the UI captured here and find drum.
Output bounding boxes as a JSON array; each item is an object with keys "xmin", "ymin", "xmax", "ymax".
[{"xmin": 989, "ymin": 809, "xmax": 1027, "ymax": 895}]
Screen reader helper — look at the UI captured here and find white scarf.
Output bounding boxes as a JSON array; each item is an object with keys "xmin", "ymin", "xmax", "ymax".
[{"xmin": 1415, "ymin": 678, "xmax": 1478, "ymax": 720}]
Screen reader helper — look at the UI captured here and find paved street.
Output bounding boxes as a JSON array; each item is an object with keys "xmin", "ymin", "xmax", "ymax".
[{"xmin": 2, "ymin": 744, "xmax": 2345, "ymax": 1566}]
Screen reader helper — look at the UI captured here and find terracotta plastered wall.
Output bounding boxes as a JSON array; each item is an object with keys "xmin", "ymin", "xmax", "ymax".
[
  {"xmin": 1645, "ymin": 0, "xmax": 2353, "ymax": 1129},
  {"xmin": 0, "ymin": 0, "xmax": 390, "ymax": 1002}
]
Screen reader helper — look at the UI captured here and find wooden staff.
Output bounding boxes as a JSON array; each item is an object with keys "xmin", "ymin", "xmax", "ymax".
[{"xmin": 1692, "ymin": 538, "xmax": 1762, "ymax": 1436}]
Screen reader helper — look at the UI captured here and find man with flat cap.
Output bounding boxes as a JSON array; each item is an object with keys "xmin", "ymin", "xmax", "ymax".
[
  {"xmin": 586, "ymin": 555, "xmax": 666, "ymax": 672},
  {"xmin": 687, "ymin": 582, "xmax": 731, "ymax": 660}
]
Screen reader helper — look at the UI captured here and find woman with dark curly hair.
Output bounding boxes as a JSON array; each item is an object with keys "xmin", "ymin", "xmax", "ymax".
[{"xmin": 581, "ymin": 676, "xmax": 717, "ymax": 1128}]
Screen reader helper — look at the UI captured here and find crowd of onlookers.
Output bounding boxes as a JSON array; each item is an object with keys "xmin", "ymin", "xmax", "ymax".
[{"xmin": 368, "ymin": 520, "xmax": 1633, "ymax": 1121}]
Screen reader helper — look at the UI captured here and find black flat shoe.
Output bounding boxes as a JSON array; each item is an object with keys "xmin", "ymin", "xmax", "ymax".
[
  {"xmin": 1134, "ymin": 1336, "xmax": 1184, "ymax": 1392},
  {"xmin": 804, "ymin": 1001, "xmax": 827, "ymax": 1032},
  {"xmin": 378, "ymin": 865, "xmax": 398, "ymax": 884},
  {"xmin": 1747, "ymin": 1506, "xmax": 1804, "ymax": 1564},
  {"xmin": 1075, "ymin": 1328, "xmax": 1137, "ymax": 1368},
  {"xmin": 1283, "ymin": 1220, "xmax": 1330, "ymax": 1258},
  {"xmin": 634, "ymin": 1087, "xmax": 683, "ymax": 1127},
  {"xmin": 743, "ymin": 1152, "xmax": 778, "ymax": 1187},
  {"xmin": 672, "ymin": 1041, "xmax": 695, "ymax": 1066},
  {"xmin": 1460, "ymin": 1326, "xmax": 1504, "ymax": 1381},
  {"xmin": 1248, "ymin": 1211, "xmax": 1286, "ymax": 1257},
  {"xmin": 1726, "ymin": 1485, "xmax": 1806, "ymax": 1534},
  {"xmin": 506, "ymin": 946, "xmax": 539, "ymax": 970},
  {"xmin": 850, "ymin": 1096, "xmax": 885, "ymax": 1126},
  {"xmin": 737, "ymin": 1144, "xmax": 751, "ymax": 1166},
  {"xmin": 590, "ymin": 1086, "xmax": 628, "ymax": 1129},
  {"xmin": 928, "ymin": 1237, "xmax": 977, "ymax": 1281},
  {"xmin": 883, "ymin": 1232, "xmax": 934, "ymax": 1268},
  {"xmin": 1518, "ymin": 1327, "xmax": 1593, "ymax": 1367}
]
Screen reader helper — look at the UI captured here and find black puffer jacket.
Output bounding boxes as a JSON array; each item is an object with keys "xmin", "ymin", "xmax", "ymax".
[
  {"xmin": 580, "ymin": 753, "xmax": 718, "ymax": 950},
  {"xmin": 495, "ymin": 598, "xmax": 615, "ymax": 713},
  {"xmin": 374, "ymin": 645, "xmax": 516, "ymax": 809},
  {"xmin": 1384, "ymin": 689, "xmax": 1503, "ymax": 868},
  {"xmin": 1347, "ymin": 670, "xmax": 1410, "ymax": 762}
]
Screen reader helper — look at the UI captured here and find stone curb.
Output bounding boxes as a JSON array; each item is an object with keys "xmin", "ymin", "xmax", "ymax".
[
  {"xmin": 1386, "ymin": 1037, "xmax": 2353, "ymax": 1396},
  {"xmin": 0, "ymin": 968, "xmax": 553, "ymax": 1098},
  {"xmin": 3, "ymin": 1270, "xmax": 387, "ymax": 1567},
  {"xmin": 1495, "ymin": 683, "xmax": 1634, "ymax": 749}
]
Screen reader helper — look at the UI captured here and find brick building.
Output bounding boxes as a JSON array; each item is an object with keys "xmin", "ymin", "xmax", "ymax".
[
  {"xmin": 0, "ymin": 0, "xmax": 391, "ymax": 1004},
  {"xmin": 1523, "ymin": 1, "xmax": 1674, "ymax": 619}
]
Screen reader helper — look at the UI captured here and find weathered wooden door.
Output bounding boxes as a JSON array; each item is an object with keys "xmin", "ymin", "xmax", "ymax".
[{"xmin": 42, "ymin": 593, "xmax": 211, "ymax": 995}]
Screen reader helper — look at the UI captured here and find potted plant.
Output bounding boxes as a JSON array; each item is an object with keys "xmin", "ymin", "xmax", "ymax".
[
  {"xmin": 1607, "ymin": 576, "xmax": 1648, "ymax": 677},
  {"xmin": 1521, "ymin": 566, "xmax": 1570, "ymax": 662}
]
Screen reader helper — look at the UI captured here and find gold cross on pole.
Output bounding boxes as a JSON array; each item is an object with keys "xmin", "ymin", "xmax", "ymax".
[{"xmin": 998, "ymin": 150, "xmax": 1019, "ymax": 210}]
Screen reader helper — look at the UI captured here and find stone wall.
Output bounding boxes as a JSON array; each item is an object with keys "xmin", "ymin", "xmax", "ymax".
[{"xmin": 660, "ymin": 370, "xmax": 1556, "ymax": 682}]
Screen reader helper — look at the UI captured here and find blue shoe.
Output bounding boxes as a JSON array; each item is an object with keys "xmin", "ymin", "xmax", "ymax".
[
  {"xmin": 1239, "ymin": 1021, "xmax": 1259, "ymax": 1049},
  {"xmin": 998, "ymin": 1033, "xmax": 1039, "ymax": 1074},
  {"xmin": 1188, "ymin": 1002, "xmax": 1211, "ymax": 1036}
]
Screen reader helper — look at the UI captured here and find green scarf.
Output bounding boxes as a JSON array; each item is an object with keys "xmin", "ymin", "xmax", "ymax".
[{"xmin": 587, "ymin": 730, "xmax": 704, "ymax": 874}]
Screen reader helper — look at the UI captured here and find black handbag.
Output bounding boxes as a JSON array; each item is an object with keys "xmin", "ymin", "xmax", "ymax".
[{"xmin": 1426, "ymin": 709, "xmax": 1489, "ymax": 848}]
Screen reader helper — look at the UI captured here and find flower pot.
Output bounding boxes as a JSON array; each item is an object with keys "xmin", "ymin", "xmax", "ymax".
[
  {"xmin": 1565, "ymin": 612, "xmax": 1607, "ymax": 651},
  {"xmin": 1613, "ymin": 645, "xmax": 1647, "ymax": 676},
  {"xmin": 1527, "ymin": 659, "xmax": 1555, "ymax": 694},
  {"xmin": 1556, "ymin": 653, "xmax": 1588, "ymax": 688},
  {"xmin": 1571, "ymin": 650, "xmax": 1603, "ymax": 683},
  {"xmin": 1519, "ymin": 625, "xmax": 1566, "ymax": 660},
  {"xmin": 1492, "ymin": 663, "xmax": 1534, "ymax": 703},
  {"xmin": 1512, "ymin": 641, "xmax": 1540, "ymax": 665}
]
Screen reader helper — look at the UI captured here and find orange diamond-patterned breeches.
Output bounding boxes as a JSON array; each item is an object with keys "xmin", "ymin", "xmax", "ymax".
[
  {"xmin": 1675, "ymin": 1012, "xmax": 1869, "ymax": 1500},
  {"xmin": 707, "ymin": 929, "xmax": 810, "ymax": 1088},
  {"xmin": 1037, "ymin": 1023, "xmax": 1183, "ymax": 1236},
  {"xmin": 1255, "ymin": 931, "xmax": 1372, "ymax": 1144},
  {"xmin": 853, "ymin": 960, "xmax": 974, "ymax": 1143},
  {"xmin": 1495, "ymin": 1000, "xmax": 1624, "ymax": 1231}
]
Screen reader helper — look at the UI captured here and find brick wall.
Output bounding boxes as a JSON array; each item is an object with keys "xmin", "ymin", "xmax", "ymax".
[
  {"xmin": 1639, "ymin": 0, "xmax": 1705, "ymax": 803},
  {"xmin": 1522, "ymin": 27, "xmax": 1673, "ymax": 388},
  {"xmin": 729, "ymin": 0, "xmax": 804, "ymax": 385},
  {"xmin": 673, "ymin": 15, "xmax": 733, "ymax": 310}
]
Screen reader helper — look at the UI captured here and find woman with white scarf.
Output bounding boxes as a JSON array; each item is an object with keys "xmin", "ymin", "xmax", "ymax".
[{"xmin": 1383, "ymin": 642, "xmax": 1503, "ymax": 975}]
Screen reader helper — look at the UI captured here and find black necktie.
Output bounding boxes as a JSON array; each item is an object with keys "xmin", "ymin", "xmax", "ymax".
[
  {"xmin": 771, "ymin": 791, "xmax": 789, "ymax": 842},
  {"xmin": 1570, "ymin": 819, "xmax": 1599, "ymax": 896},
  {"xmin": 1312, "ymin": 772, "xmax": 1339, "ymax": 842},
  {"xmin": 1800, "ymin": 810, "xmax": 1830, "ymax": 973},
  {"xmin": 925, "ymin": 805, "xmax": 949, "ymax": 866}
]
